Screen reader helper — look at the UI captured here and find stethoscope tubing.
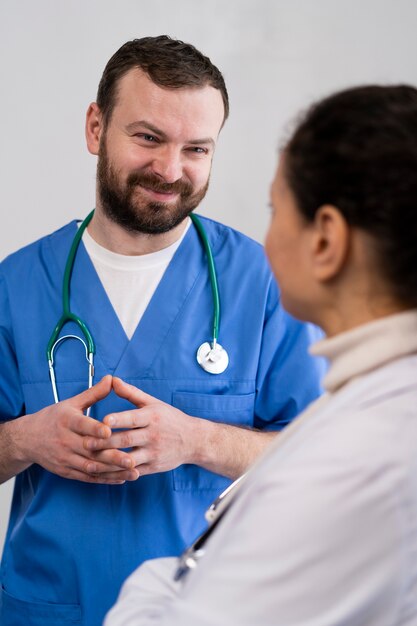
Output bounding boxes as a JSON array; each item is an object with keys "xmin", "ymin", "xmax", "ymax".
[
  {"xmin": 190, "ymin": 213, "xmax": 220, "ymax": 345},
  {"xmin": 46, "ymin": 209, "xmax": 227, "ymax": 409},
  {"xmin": 46, "ymin": 210, "xmax": 95, "ymax": 363}
]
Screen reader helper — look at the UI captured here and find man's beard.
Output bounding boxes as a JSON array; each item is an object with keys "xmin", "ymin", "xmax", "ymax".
[{"xmin": 97, "ymin": 141, "xmax": 209, "ymax": 234}]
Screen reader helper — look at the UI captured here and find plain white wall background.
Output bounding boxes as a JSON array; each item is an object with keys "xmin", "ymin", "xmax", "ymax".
[{"xmin": 1, "ymin": 0, "xmax": 417, "ymax": 553}]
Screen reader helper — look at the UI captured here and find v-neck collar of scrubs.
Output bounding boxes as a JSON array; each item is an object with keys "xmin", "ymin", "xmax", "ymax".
[{"xmin": 48, "ymin": 216, "xmax": 219, "ymax": 377}]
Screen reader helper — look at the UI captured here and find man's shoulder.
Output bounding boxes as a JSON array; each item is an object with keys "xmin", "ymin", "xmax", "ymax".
[
  {"xmin": 196, "ymin": 215, "xmax": 264, "ymax": 256},
  {"xmin": 1, "ymin": 221, "xmax": 76, "ymax": 274},
  {"xmin": 195, "ymin": 215, "xmax": 276, "ymax": 301}
]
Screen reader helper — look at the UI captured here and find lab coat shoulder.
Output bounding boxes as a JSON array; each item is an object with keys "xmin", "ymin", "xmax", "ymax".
[
  {"xmin": 264, "ymin": 355, "xmax": 417, "ymax": 519},
  {"xmin": 278, "ymin": 352, "xmax": 417, "ymax": 466}
]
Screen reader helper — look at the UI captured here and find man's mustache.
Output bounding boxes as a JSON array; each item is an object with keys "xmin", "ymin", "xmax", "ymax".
[{"xmin": 127, "ymin": 172, "xmax": 193, "ymax": 196}]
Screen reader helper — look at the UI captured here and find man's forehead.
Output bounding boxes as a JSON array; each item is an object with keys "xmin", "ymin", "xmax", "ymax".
[
  {"xmin": 114, "ymin": 67, "xmax": 217, "ymax": 105},
  {"xmin": 110, "ymin": 68, "xmax": 225, "ymax": 135}
]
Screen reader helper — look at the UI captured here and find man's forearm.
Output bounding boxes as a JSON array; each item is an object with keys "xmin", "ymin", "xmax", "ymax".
[
  {"xmin": 0, "ymin": 417, "xmax": 31, "ymax": 484},
  {"xmin": 189, "ymin": 419, "xmax": 277, "ymax": 480}
]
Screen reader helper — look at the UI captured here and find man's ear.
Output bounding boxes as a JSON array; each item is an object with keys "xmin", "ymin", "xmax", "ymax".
[
  {"xmin": 310, "ymin": 204, "xmax": 350, "ymax": 282},
  {"xmin": 85, "ymin": 102, "xmax": 103, "ymax": 156}
]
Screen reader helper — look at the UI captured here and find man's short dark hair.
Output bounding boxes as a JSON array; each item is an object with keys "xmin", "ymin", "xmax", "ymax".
[{"xmin": 97, "ymin": 35, "xmax": 229, "ymax": 127}]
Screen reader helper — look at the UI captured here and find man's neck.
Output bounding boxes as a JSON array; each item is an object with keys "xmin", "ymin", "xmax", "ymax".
[{"xmin": 87, "ymin": 208, "xmax": 190, "ymax": 256}]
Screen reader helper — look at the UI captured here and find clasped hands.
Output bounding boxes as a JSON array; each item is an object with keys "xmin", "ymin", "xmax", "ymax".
[{"xmin": 25, "ymin": 376, "xmax": 196, "ymax": 484}]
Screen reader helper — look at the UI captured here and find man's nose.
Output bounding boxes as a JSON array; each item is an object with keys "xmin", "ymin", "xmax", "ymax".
[{"xmin": 151, "ymin": 146, "xmax": 183, "ymax": 183}]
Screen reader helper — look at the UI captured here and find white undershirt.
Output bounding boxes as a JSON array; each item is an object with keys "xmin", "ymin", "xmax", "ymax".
[{"xmin": 82, "ymin": 219, "xmax": 191, "ymax": 339}]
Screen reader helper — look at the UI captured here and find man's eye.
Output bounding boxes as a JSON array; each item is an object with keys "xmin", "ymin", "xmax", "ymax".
[
  {"xmin": 142, "ymin": 134, "xmax": 157, "ymax": 142},
  {"xmin": 135, "ymin": 133, "xmax": 158, "ymax": 143},
  {"xmin": 188, "ymin": 147, "xmax": 208, "ymax": 154}
]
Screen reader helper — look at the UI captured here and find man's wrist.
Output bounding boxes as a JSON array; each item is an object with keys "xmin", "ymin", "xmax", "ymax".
[
  {"xmin": 0, "ymin": 415, "xmax": 32, "ymax": 483},
  {"xmin": 7, "ymin": 414, "xmax": 31, "ymax": 465},
  {"xmin": 184, "ymin": 415, "xmax": 215, "ymax": 467}
]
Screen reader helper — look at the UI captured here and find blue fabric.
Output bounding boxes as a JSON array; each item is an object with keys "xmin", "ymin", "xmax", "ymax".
[{"xmin": 0, "ymin": 216, "xmax": 324, "ymax": 626}]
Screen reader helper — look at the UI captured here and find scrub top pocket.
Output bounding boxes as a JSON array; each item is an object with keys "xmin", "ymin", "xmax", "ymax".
[
  {"xmin": 171, "ymin": 391, "xmax": 255, "ymax": 492},
  {"xmin": 0, "ymin": 586, "xmax": 81, "ymax": 625}
]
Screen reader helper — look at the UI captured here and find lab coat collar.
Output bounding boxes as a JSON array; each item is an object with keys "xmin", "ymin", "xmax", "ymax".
[{"xmin": 310, "ymin": 310, "xmax": 417, "ymax": 393}]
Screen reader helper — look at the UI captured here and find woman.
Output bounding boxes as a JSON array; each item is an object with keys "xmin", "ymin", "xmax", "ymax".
[{"xmin": 106, "ymin": 85, "xmax": 417, "ymax": 625}]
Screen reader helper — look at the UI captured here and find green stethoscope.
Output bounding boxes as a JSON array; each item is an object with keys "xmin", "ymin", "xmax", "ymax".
[{"xmin": 46, "ymin": 210, "xmax": 229, "ymax": 413}]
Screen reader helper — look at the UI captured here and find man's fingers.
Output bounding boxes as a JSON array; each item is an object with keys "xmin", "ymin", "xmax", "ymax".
[
  {"xmin": 70, "ymin": 375, "xmax": 113, "ymax": 411},
  {"xmin": 112, "ymin": 377, "xmax": 156, "ymax": 407},
  {"xmin": 81, "ymin": 443, "xmax": 137, "ymax": 471},
  {"xmin": 102, "ymin": 409, "xmax": 149, "ymax": 430},
  {"xmin": 69, "ymin": 411, "xmax": 112, "ymax": 439},
  {"xmin": 61, "ymin": 465, "xmax": 139, "ymax": 484},
  {"xmin": 65, "ymin": 452, "xmax": 139, "ymax": 481},
  {"xmin": 68, "ymin": 469, "xmax": 127, "ymax": 485},
  {"xmin": 85, "ymin": 423, "xmax": 148, "ymax": 451}
]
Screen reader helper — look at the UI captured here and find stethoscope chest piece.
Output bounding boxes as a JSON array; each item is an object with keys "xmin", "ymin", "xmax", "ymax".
[{"xmin": 197, "ymin": 341, "xmax": 229, "ymax": 374}]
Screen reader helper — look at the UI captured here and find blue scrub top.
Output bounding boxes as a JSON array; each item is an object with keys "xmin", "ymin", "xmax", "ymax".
[{"xmin": 0, "ymin": 216, "xmax": 323, "ymax": 626}]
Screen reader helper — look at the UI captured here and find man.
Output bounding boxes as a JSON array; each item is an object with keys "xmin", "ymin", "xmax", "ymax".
[{"xmin": 0, "ymin": 36, "xmax": 322, "ymax": 626}]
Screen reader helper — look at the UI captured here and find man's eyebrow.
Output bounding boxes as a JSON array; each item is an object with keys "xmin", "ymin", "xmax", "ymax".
[
  {"xmin": 187, "ymin": 137, "xmax": 215, "ymax": 148},
  {"xmin": 126, "ymin": 120, "xmax": 215, "ymax": 147},
  {"xmin": 126, "ymin": 120, "xmax": 167, "ymax": 138}
]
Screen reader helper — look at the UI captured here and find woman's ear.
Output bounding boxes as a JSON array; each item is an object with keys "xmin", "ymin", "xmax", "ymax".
[
  {"xmin": 85, "ymin": 103, "xmax": 103, "ymax": 156},
  {"xmin": 310, "ymin": 204, "xmax": 350, "ymax": 282}
]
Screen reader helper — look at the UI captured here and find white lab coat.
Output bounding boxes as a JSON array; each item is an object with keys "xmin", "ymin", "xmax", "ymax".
[{"xmin": 105, "ymin": 311, "xmax": 417, "ymax": 626}]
